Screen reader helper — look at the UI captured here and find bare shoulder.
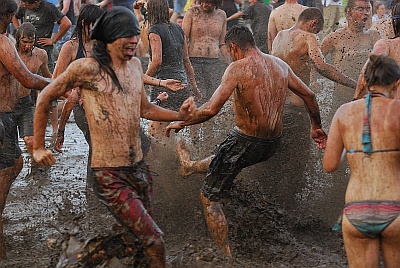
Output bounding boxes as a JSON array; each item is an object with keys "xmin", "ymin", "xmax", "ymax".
[
  {"xmin": 215, "ymin": 9, "xmax": 227, "ymax": 18},
  {"xmin": 60, "ymin": 39, "xmax": 78, "ymax": 54},
  {"xmin": 68, "ymin": 57, "xmax": 100, "ymax": 75},
  {"xmin": 187, "ymin": 5, "xmax": 201, "ymax": 16},
  {"xmin": 33, "ymin": 47, "xmax": 49, "ymax": 61}
]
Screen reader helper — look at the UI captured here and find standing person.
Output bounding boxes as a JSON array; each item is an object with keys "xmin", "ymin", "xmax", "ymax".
[
  {"xmin": 354, "ymin": 2, "xmax": 400, "ymax": 99},
  {"xmin": 226, "ymin": 0, "xmax": 272, "ymax": 53},
  {"xmin": 321, "ymin": 0, "xmax": 380, "ymax": 119},
  {"xmin": 56, "ymin": 0, "xmax": 76, "ymax": 51},
  {"xmin": 145, "ymin": 0, "xmax": 201, "ymax": 139},
  {"xmin": 32, "ymin": 7, "xmax": 196, "ymax": 267},
  {"xmin": 323, "ymin": 54, "xmax": 400, "ymax": 268},
  {"xmin": 267, "ymin": 0, "xmax": 307, "ymax": 52},
  {"xmin": 183, "ymin": 0, "xmax": 230, "ymax": 103},
  {"xmin": 14, "ymin": 22, "xmax": 52, "ymax": 155},
  {"xmin": 221, "ymin": 0, "xmax": 244, "ymax": 30},
  {"xmin": 372, "ymin": 2, "xmax": 388, "ymax": 21},
  {"xmin": 0, "ymin": 0, "xmax": 50, "ymax": 259},
  {"xmin": 321, "ymin": 0, "xmax": 342, "ymax": 39},
  {"xmin": 166, "ymin": 25, "xmax": 327, "ymax": 256},
  {"xmin": 13, "ymin": 0, "xmax": 72, "ymax": 73}
]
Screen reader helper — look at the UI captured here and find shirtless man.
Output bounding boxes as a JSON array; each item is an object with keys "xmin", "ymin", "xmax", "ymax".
[
  {"xmin": 183, "ymin": 0, "xmax": 230, "ymax": 102},
  {"xmin": 323, "ymin": 54, "xmax": 400, "ymax": 268},
  {"xmin": 0, "ymin": 0, "xmax": 50, "ymax": 258},
  {"xmin": 354, "ymin": 2, "xmax": 400, "ymax": 99},
  {"xmin": 321, "ymin": 0, "xmax": 380, "ymax": 118},
  {"xmin": 267, "ymin": 0, "xmax": 307, "ymax": 52},
  {"xmin": 272, "ymin": 7, "xmax": 357, "ymax": 106},
  {"xmin": 166, "ymin": 25, "xmax": 327, "ymax": 256},
  {"xmin": 14, "ymin": 22, "xmax": 52, "ymax": 155},
  {"xmin": 32, "ymin": 7, "xmax": 195, "ymax": 267}
]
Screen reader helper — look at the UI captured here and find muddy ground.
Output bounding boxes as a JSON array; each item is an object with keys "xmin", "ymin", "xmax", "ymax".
[{"xmin": 0, "ymin": 78, "xmax": 351, "ymax": 267}]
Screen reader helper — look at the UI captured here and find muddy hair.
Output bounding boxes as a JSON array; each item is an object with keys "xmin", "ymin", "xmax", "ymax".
[
  {"xmin": 225, "ymin": 25, "xmax": 255, "ymax": 52},
  {"xmin": 364, "ymin": 54, "xmax": 400, "ymax": 88},
  {"xmin": 147, "ymin": 0, "xmax": 170, "ymax": 26},
  {"xmin": 91, "ymin": 41, "xmax": 124, "ymax": 93},
  {"xmin": 21, "ymin": 0, "xmax": 40, "ymax": 3},
  {"xmin": 72, "ymin": 4, "xmax": 104, "ymax": 56},
  {"xmin": 392, "ymin": 3, "xmax": 400, "ymax": 37},
  {"xmin": 0, "ymin": 0, "xmax": 17, "ymax": 18},
  {"xmin": 345, "ymin": 0, "xmax": 369, "ymax": 12},
  {"xmin": 199, "ymin": 0, "xmax": 223, "ymax": 9},
  {"xmin": 298, "ymin": 7, "xmax": 324, "ymax": 30},
  {"xmin": 15, "ymin": 22, "xmax": 36, "ymax": 51}
]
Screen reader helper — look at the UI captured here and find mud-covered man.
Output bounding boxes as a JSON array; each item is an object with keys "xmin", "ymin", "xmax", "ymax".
[
  {"xmin": 33, "ymin": 7, "xmax": 195, "ymax": 267},
  {"xmin": 14, "ymin": 22, "xmax": 52, "ymax": 155},
  {"xmin": 0, "ymin": 0, "xmax": 50, "ymax": 259},
  {"xmin": 166, "ymin": 25, "xmax": 327, "ymax": 256}
]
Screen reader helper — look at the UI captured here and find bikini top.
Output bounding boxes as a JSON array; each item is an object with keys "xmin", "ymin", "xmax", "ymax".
[{"xmin": 347, "ymin": 92, "xmax": 400, "ymax": 155}]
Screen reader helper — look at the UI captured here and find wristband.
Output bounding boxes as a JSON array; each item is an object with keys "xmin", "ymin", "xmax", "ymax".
[{"xmin": 154, "ymin": 98, "xmax": 162, "ymax": 106}]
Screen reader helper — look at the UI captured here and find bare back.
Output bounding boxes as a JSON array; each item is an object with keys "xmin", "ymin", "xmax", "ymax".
[
  {"xmin": 330, "ymin": 99, "xmax": 400, "ymax": 202},
  {"xmin": 18, "ymin": 47, "xmax": 49, "ymax": 98},
  {"xmin": 54, "ymin": 57, "xmax": 145, "ymax": 167},
  {"xmin": 183, "ymin": 6, "xmax": 227, "ymax": 58},
  {"xmin": 272, "ymin": 29, "xmax": 313, "ymax": 85},
  {"xmin": 229, "ymin": 53, "xmax": 291, "ymax": 138}
]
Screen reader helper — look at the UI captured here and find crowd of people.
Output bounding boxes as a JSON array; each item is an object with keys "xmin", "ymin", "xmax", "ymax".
[{"xmin": 0, "ymin": 0, "xmax": 399, "ymax": 266}]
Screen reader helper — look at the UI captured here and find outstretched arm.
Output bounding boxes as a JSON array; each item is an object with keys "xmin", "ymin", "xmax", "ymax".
[
  {"xmin": 267, "ymin": 13, "xmax": 277, "ymax": 53},
  {"xmin": 308, "ymin": 36, "xmax": 357, "ymax": 89},
  {"xmin": 166, "ymin": 63, "xmax": 238, "ymax": 137}
]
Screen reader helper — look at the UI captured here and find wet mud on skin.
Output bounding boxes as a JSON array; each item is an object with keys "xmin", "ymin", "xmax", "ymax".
[{"xmin": 0, "ymin": 78, "xmax": 349, "ymax": 267}]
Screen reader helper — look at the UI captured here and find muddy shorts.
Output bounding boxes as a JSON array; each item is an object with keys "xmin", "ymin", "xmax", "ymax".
[
  {"xmin": 0, "ymin": 112, "xmax": 22, "ymax": 170},
  {"xmin": 13, "ymin": 95, "xmax": 34, "ymax": 138},
  {"xmin": 201, "ymin": 127, "xmax": 281, "ymax": 202},
  {"xmin": 92, "ymin": 161, "xmax": 163, "ymax": 246}
]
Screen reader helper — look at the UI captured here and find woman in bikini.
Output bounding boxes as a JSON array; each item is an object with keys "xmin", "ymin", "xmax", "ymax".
[{"xmin": 323, "ymin": 54, "xmax": 400, "ymax": 267}]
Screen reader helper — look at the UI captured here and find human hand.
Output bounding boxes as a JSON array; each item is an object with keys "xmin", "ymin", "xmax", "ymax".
[
  {"xmin": 311, "ymin": 128, "xmax": 327, "ymax": 149},
  {"xmin": 164, "ymin": 79, "xmax": 186, "ymax": 91},
  {"xmin": 165, "ymin": 121, "xmax": 185, "ymax": 137},
  {"xmin": 178, "ymin": 96, "xmax": 196, "ymax": 121},
  {"xmin": 38, "ymin": 37, "xmax": 53, "ymax": 47},
  {"xmin": 157, "ymin": 91, "xmax": 169, "ymax": 102},
  {"xmin": 33, "ymin": 148, "xmax": 56, "ymax": 166}
]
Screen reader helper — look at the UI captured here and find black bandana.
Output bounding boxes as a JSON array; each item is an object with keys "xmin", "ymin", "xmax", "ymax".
[{"xmin": 90, "ymin": 6, "xmax": 140, "ymax": 43}]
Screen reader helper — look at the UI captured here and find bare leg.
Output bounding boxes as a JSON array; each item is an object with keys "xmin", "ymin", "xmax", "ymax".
[
  {"xmin": 144, "ymin": 237, "xmax": 166, "ymax": 268},
  {"xmin": 381, "ymin": 216, "xmax": 400, "ymax": 268},
  {"xmin": 177, "ymin": 140, "xmax": 213, "ymax": 177},
  {"xmin": 0, "ymin": 161, "xmax": 20, "ymax": 259},
  {"xmin": 49, "ymin": 106, "xmax": 58, "ymax": 135},
  {"xmin": 200, "ymin": 193, "xmax": 231, "ymax": 256},
  {"xmin": 342, "ymin": 214, "xmax": 380, "ymax": 268}
]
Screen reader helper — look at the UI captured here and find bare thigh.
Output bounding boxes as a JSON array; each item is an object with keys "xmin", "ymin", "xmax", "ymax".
[
  {"xmin": 342, "ymin": 214, "xmax": 380, "ymax": 268},
  {"xmin": 381, "ymin": 216, "xmax": 400, "ymax": 268}
]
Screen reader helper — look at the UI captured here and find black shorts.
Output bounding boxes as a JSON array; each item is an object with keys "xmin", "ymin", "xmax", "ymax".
[
  {"xmin": 201, "ymin": 127, "xmax": 281, "ymax": 201},
  {"xmin": 0, "ymin": 112, "xmax": 22, "ymax": 169},
  {"xmin": 13, "ymin": 95, "xmax": 34, "ymax": 138}
]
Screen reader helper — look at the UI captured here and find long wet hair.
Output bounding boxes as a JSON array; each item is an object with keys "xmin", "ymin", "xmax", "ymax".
[
  {"xmin": 392, "ymin": 3, "xmax": 400, "ymax": 37},
  {"xmin": 72, "ymin": 4, "xmax": 104, "ymax": 53},
  {"xmin": 364, "ymin": 54, "xmax": 400, "ymax": 88},
  {"xmin": 147, "ymin": 0, "xmax": 170, "ymax": 26},
  {"xmin": 225, "ymin": 25, "xmax": 255, "ymax": 52},
  {"xmin": 15, "ymin": 22, "xmax": 36, "ymax": 52}
]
